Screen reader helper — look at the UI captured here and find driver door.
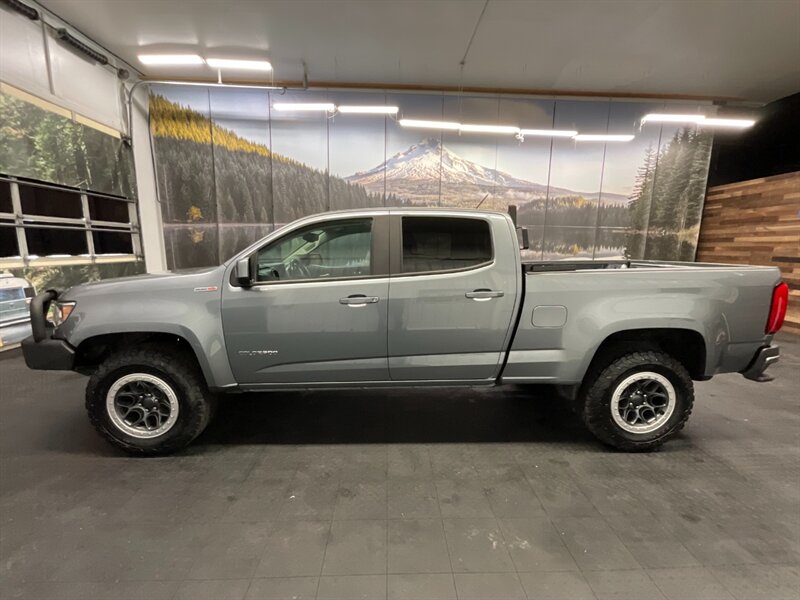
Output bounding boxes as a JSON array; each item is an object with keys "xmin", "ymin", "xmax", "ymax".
[{"xmin": 222, "ymin": 215, "xmax": 390, "ymax": 385}]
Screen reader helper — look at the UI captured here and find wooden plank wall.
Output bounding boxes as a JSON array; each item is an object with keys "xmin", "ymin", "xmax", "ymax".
[{"xmin": 697, "ymin": 171, "xmax": 800, "ymax": 334}]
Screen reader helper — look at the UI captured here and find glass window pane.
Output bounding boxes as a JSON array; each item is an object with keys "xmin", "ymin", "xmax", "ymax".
[
  {"xmin": 19, "ymin": 185, "xmax": 83, "ymax": 219},
  {"xmin": 88, "ymin": 197, "xmax": 130, "ymax": 223},
  {"xmin": 25, "ymin": 227, "xmax": 87, "ymax": 256},
  {"xmin": 256, "ymin": 218, "xmax": 372, "ymax": 282},
  {"xmin": 0, "ymin": 182, "xmax": 12, "ymax": 214},
  {"xmin": 0, "ymin": 227, "xmax": 19, "ymax": 258},
  {"xmin": 401, "ymin": 217, "xmax": 492, "ymax": 273},
  {"xmin": 92, "ymin": 230, "xmax": 134, "ymax": 254}
]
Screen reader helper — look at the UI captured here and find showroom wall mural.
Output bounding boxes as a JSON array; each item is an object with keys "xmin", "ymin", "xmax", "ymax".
[
  {"xmin": 0, "ymin": 87, "xmax": 144, "ymax": 295},
  {"xmin": 149, "ymin": 85, "xmax": 714, "ymax": 269},
  {"xmin": 0, "ymin": 89, "xmax": 135, "ymax": 198}
]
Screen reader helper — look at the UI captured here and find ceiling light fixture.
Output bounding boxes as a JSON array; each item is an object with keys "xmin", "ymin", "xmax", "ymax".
[
  {"xmin": 519, "ymin": 128, "xmax": 578, "ymax": 137},
  {"xmin": 641, "ymin": 113, "xmax": 706, "ymax": 124},
  {"xmin": 573, "ymin": 134, "xmax": 635, "ymax": 142},
  {"xmin": 206, "ymin": 58, "xmax": 272, "ymax": 71},
  {"xmin": 138, "ymin": 54, "xmax": 204, "ymax": 65},
  {"xmin": 458, "ymin": 124, "xmax": 521, "ymax": 134},
  {"xmin": 273, "ymin": 102, "xmax": 336, "ymax": 112},
  {"xmin": 698, "ymin": 117, "xmax": 755, "ymax": 128},
  {"xmin": 337, "ymin": 106, "xmax": 399, "ymax": 114},
  {"xmin": 399, "ymin": 119, "xmax": 461, "ymax": 130}
]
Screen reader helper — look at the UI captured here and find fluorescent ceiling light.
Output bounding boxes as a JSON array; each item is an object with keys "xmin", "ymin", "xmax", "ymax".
[
  {"xmin": 337, "ymin": 105, "xmax": 399, "ymax": 114},
  {"xmin": 399, "ymin": 119, "xmax": 461, "ymax": 130},
  {"xmin": 206, "ymin": 58, "xmax": 272, "ymax": 71},
  {"xmin": 641, "ymin": 113, "xmax": 706, "ymax": 124},
  {"xmin": 641, "ymin": 114, "xmax": 755, "ymax": 129},
  {"xmin": 138, "ymin": 54, "xmax": 204, "ymax": 65},
  {"xmin": 573, "ymin": 134, "xmax": 635, "ymax": 142},
  {"xmin": 458, "ymin": 124, "xmax": 520, "ymax": 134},
  {"xmin": 273, "ymin": 102, "xmax": 335, "ymax": 112},
  {"xmin": 699, "ymin": 117, "xmax": 755, "ymax": 128},
  {"xmin": 519, "ymin": 128, "xmax": 578, "ymax": 137}
]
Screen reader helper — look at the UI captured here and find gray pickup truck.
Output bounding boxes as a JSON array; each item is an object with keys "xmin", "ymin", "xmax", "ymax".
[{"xmin": 22, "ymin": 208, "xmax": 788, "ymax": 455}]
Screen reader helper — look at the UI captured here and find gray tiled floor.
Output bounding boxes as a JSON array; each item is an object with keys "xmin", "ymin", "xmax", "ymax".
[{"xmin": 1, "ymin": 333, "xmax": 798, "ymax": 599}]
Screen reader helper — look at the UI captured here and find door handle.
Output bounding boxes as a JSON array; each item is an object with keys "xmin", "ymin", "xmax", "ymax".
[
  {"xmin": 465, "ymin": 289, "xmax": 504, "ymax": 301},
  {"xmin": 339, "ymin": 294, "xmax": 379, "ymax": 307}
]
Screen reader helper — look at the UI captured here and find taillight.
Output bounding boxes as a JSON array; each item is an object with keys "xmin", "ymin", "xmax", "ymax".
[{"xmin": 766, "ymin": 282, "xmax": 789, "ymax": 334}]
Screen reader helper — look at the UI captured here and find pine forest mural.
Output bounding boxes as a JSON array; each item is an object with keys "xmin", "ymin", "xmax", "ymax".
[
  {"xmin": 148, "ymin": 86, "xmax": 714, "ymax": 269},
  {"xmin": 0, "ymin": 90, "xmax": 144, "ymax": 298}
]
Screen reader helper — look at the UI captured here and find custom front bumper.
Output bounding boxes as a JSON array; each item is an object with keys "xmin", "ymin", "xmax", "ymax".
[
  {"xmin": 20, "ymin": 289, "xmax": 75, "ymax": 371},
  {"xmin": 22, "ymin": 335, "xmax": 75, "ymax": 370},
  {"xmin": 741, "ymin": 344, "xmax": 780, "ymax": 382}
]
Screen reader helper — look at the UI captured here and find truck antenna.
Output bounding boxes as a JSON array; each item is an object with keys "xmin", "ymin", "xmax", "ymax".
[{"xmin": 474, "ymin": 193, "xmax": 489, "ymax": 209}]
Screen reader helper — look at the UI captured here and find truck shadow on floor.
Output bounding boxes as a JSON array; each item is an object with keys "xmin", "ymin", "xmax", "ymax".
[{"xmin": 197, "ymin": 385, "xmax": 597, "ymax": 447}]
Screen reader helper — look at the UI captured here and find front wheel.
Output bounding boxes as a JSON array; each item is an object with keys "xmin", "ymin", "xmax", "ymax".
[
  {"xmin": 580, "ymin": 350, "xmax": 694, "ymax": 452},
  {"xmin": 86, "ymin": 345, "xmax": 215, "ymax": 456}
]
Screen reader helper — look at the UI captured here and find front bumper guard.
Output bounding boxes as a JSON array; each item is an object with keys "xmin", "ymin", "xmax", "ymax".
[
  {"xmin": 21, "ymin": 289, "xmax": 75, "ymax": 371},
  {"xmin": 741, "ymin": 344, "xmax": 780, "ymax": 382}
]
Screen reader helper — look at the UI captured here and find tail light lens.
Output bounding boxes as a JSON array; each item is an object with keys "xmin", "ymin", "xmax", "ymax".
[{"xmin": 766, "ymin": 282, "xmax": 789, "ymax": 334}]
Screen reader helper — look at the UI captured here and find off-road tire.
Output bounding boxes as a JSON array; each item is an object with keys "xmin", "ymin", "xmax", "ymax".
[
  {"xmin": 581, "ymin": 350, "xmax": 694, "ymax": 452},
  {"xmin": 86, "ymin": 344, "xmax": 214, "ymax": 456}
]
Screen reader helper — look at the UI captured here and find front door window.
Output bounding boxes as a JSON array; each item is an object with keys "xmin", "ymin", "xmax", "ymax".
[{"xmin": 255, "ymin": 218, "xmax": 372, "ymax": 282}]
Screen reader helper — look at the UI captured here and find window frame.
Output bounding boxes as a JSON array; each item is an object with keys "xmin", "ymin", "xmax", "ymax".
[
  {"xmin": 390, "ymin": 215, "xmax": 496, "ymax": 277},
  {"xmin": 0, "ymin": 175, "xmax": 142, "ymax": 268},
  {"xmin": 243, "ymin": 215, "xmax": 390, "ymax": 287}
]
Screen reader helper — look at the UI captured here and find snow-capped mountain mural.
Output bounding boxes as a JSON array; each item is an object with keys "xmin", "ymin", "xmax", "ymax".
[
  {"xmin": 346, "ymin": 138, "xmax": 627, "ymax": 209},
  {"xmin": 145, "ymin": 87, "xmax": 713, "ymax": 269}
]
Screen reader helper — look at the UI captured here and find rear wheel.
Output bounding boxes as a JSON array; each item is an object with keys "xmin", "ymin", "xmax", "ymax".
[
  {"xmin": 86, "ymin": 345, "xmax": 214, "ymax": 456},
  {"xmin": 580, "ymin": 350, "xmax": 694, "ymax": 451}
]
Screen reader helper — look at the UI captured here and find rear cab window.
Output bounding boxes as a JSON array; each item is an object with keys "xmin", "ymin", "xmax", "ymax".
[{"xmin": 400, "ymin": 216, "xmax": 493, "ymax": 274}]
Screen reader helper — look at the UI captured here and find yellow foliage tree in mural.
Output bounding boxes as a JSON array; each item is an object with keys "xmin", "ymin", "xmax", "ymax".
[{"xmin": 186, "ymin": 205, "xmax": 204, "ymax": 222}]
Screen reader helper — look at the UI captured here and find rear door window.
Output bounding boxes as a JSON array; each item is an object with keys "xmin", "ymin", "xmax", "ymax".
[{"xmin": 400, "ymin": 217, "xmax": 492, "ymax": 274}]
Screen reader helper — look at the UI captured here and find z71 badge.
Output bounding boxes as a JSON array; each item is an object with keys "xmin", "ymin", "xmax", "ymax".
[{"xmin": 238, "ymin": 350, "xmax": 279, "ymax": 356}]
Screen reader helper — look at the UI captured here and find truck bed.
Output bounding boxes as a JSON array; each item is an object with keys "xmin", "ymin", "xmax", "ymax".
[{"xmin": 505, "ymin": 260, "xmax": 782, "ymax": 384}]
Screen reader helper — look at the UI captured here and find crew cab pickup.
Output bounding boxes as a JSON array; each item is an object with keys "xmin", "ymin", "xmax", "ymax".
[{"xmin": 22, "ymin": 209, "xmax": 788, "ymax": 455}]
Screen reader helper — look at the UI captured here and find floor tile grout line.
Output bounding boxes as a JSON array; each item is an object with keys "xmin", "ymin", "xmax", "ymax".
[
  {"xmin": 386, "ymin": 444, "xmax": 390, "ymax": 600},
  {"xmin": 488, "ymin": 512, "xmax": 531, "ymax": 600},
  {"xmin": 313, "ymin": 459, "xmax": 343, "ymax": 600},
  {"xmin": 432, "ymin": 473, "xmax": 459, "ymax": 600}
]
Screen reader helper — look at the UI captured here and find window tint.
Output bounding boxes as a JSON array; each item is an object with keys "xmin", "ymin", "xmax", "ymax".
[
  {"xmin": 88, "ymin": 196, "xmax": 130, "ymax": 223},
  {"xmin": 26, "ymin": 227, "xmax": 88, "ymax": 256},
  {"xmin": 401, "ymin": 217, "xmax": 492, "ymax": 273},
  {"xmin": 93, "ymin": 230, "xmax": 134, "ymax": 254},
  {"xmin": 0, "ymin": 182, "xmax": 12, "ymax": 214},
  {"xmin": 256, "ymin": 218, "xmax": 372, "ymax": 282},
  {"xmin": 0, "ymin": 227, "xmax": 19, "ymax": 258},
  {"xmin": 19, "ymin": 185, "xmax": 83, "ymax": 219}
]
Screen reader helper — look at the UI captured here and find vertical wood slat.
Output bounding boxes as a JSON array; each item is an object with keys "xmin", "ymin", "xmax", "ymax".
[{"xmin": 697, "ymin": 171, "xmax": 800, "ymax": 334}]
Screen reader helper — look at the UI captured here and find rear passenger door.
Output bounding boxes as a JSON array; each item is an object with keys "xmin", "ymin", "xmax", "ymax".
[{"xmin": 387, "ymin": 214, "xmax": 519, "ymax": 382}]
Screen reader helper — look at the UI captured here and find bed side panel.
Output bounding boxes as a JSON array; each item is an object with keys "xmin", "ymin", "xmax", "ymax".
[{"xmin": 503, "ymin": 266, "xmax": 780, "ymax": 383}]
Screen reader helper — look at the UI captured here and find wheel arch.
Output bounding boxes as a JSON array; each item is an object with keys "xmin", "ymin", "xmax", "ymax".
[
  {"xmin": 73, "ymin": 330, "xmax": 216, "ymax": 388},
  {"xmin": 581, "ymin": 327, "xmax": 708, "ymax": 383}
]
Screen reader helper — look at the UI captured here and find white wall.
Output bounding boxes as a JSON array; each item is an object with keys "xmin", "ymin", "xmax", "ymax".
[{"xmin": 0, "ymin": 3, "xmax": 123, "ymax": 131}]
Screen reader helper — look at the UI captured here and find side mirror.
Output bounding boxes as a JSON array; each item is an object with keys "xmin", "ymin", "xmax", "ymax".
[
  {"xmin": 236, "ymin": 257, "xmax": 252, "ymax": 287},
  {"xmin": 516, "ymin": 227, "xmax": 530, "ymax": 250}
]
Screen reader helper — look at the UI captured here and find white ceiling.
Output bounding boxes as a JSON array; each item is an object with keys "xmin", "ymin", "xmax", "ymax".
[{"xmin": 39, "ymin": 0, "xmax": 800, "ymax": 103}]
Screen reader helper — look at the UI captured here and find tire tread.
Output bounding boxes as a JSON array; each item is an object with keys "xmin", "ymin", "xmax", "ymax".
[
  {"xmin": 85, "ymin": 344, "xmax": 212, "ymax": 456},
  {"xmin": 581, "ymin": 350, "xmax": 694, "ymax": 452}
]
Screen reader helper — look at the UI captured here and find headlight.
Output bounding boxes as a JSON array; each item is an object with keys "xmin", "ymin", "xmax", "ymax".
[{"xmin": 50, "ymin": 301, "xmax": 76, "ymax": 327}]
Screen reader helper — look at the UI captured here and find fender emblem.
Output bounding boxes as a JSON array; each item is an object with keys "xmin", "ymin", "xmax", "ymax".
[
  {"xmin": 194, "ymin": 286, "xmax": 219, "ymax": 292},
  {"xmin": 238, "ymin": 350, "xmax": 279, "ymax": 356}
]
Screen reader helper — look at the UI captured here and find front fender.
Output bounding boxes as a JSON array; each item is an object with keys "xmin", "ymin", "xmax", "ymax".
[{"xmin": 54, "ymin": 267, "xmax": 237, "ymax": 390}]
